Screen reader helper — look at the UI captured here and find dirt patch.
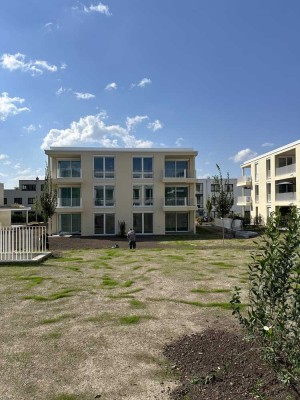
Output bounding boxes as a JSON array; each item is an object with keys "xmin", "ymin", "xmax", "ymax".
[{"xmin": 164, "ymin": 329, "xmax": 299, "ymax": 399}]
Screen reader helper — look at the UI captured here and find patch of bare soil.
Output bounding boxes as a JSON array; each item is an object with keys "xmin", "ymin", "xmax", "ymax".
[{"xmin": 164, "ymin": 329, "xmax": 300, "ymax": 400}]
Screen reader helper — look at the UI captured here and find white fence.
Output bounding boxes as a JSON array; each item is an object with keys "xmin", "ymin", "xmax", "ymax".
[{"xmin": 0, "ymin": 226, "xmax": 47, "ymax": 261}]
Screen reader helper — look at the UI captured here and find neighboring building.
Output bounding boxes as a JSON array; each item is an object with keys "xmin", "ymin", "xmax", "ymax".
[
  {"xmin": 196, "ymin": 178, "xmax": 247, "ymax": 218},
  {"xmin": 4, "ymin": 178, "xmax": 45, "ymax": 209},
  {"xmin": 237, "ymin": 139, "xmax": 300, "ymax": 224},
  {"xmin": 45, "ymin": 147, "xmax": 198, "ymax": 236}
]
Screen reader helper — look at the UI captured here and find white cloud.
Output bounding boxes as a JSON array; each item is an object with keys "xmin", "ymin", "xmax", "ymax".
[
  {"xmin": 0, "ymin": 172, "xmax": 8, "ymax": 177},
  {"xmin": 230, "ymin": 148, "xmax": 258, "ymax": 163},
  {"xmin": 148, "ymin": 119, "xmax": 162, "ymax": 132},
  {"xmin": 262, "ymin": 142, "xmax": 274, "ymax": 147},
  {"xmin": 23, "ymin": 124, "xmax": 42, "ymax": 133},
  {"xmin": 14, "ymin": 163, "xmax": 21, "ymax": 170},
  {"xmin": 175, "ymin": 138, "xmax": 184, "ymax": 147},
  {"xmin": 74, "ymin": 92, "xmax": 95, "ymax": 100},
  {"xmin": 0, "ymin": 92, "xmax": 30, "ymax": 121},
  {"xmin": 126, "ymin": 115, "xmax": 148, "ymax": 131},
  {"xmin": 0, "ymin": 154, "xmax": 9, "ymax": 161},
  {"xmin": 84, "ymin": 2, "xmax": 111, "ymax": 15},
  {"xmin": 1, "ymin": 53, "xmax": 59, "ymax": 75},
  {"xmin": 41, "ymin": 113, "xmax": 153, "ymax": 150},
  {"xmin": 60, "ymin": 63, "xmax": 67, "ymax": 70},
  {"xmin": 131, "ymin": 78, "xmax": 152, "ymax": 89},
  {"xmin": 105, "ymin": 82, "xmax": 117, "ymax": 91}
]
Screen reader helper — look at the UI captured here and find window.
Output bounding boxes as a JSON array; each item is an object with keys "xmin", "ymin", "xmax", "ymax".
[
  {"xmin": 211, "ymin": 184, "xmax": 220, "ymax": 192},
  {"xmin": 278, "ymin": 157, "xmax": 294, "ymax": 168},
  {"xmin": 133, "ymin": 213, "xmax": 153, "ymax": 234},
  {"xmin": 94, "ymin": 186, "xmax": 115, "ymax": 206},
  {"xmin": 266, "ymin": 159, "xmax": 271, "ymax": 179},
  {"xmin": 255, "ymin": 163, "xmax": 258, "ymax": 181},
  {"xmin": 94, "ymin": 213, "xmax": 115, "ymax": 234},
  {"xmin": 41, "ymin": 184, "xmax": 44, "ymax": 191},
  {"xmin": 165, "ymin": 160, "xmax": 189, "ymax": 178},
  {"xmin": 196, "ymin": 194, "xmax": 204, "ymax": 208},
  {"xmin": 59, "ymin": 214, "xmax": 81, "ymax": 234},
  {"xmin": 4, "ymin": 198, "xmax": 7, "ymax": 205},
  {"xmin": 277, "ymin": 183, "xmax": 295, "ymax": 193},
  {"xmin": 226, "ymin": 184, "xmax": 233, "ymax": 192},
  {"xmin": 255, "ymin": 185, "xmax": 259, "ymax": 202},
  {"xmin": 58, "ymin": 187, "xmax": 81, "ymax": 207},
  {"xmin": 132, "ymin": 157, "xmax": 153, "ymax": 178},
  {"xmin": 165, "ymin": 212, "xmax": 189, "ymax": 232},
  {"xmin": 196, "ymin": 183, "xmax": 203, "ymax": 193},
  {"xmin": 133, "ymin": 185, "xmax": 153, "ymax": 206},
  {"xmin": 22, "ymin": 184, "xmax": 36, "ymax": 191},
  {"xmin": 267, "ymin": 183, "xmax": 271, "ymax": 202},
  {"xmin": 14, "ymin": 198, "xmax": 22, "ymax": 205},
  {"xmin": 165, "ymin": 186, "xmax": 189, "ymax": 206},
  {"xmin": 58, "ymin": 160, "xmax": 81, "ymax": 178},
  {"xmin": 28, "ymin": 198, "xmax": 34, "ymax": 205},
  {"xmin": 94, "ymin": 156, "xmax": 115, "ymax": 178}
]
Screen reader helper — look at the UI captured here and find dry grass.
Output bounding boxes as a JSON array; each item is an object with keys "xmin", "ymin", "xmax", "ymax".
[{"xmin": 0, "ymin": 236, "xmax": 257, "ymax": 400}]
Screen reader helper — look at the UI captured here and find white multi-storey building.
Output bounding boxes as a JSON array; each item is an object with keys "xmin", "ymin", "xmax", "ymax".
[
  {"xmin": 4, "ymin": 178, "xmax": 45, "ymax": 209},
  {"xmin": 237, "ymin": 139, "xmax": 300, "ymax": 224},
  {"xmin": 45, "ymin": 147, "xmax": 198, "ymax": 236}
]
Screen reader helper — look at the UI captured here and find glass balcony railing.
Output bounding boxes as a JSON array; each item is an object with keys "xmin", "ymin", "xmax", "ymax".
[
  {"xmin": 58, "ymin": 198, "xmax": 81, "ymax": 207},
  {"xmin": 164, "ymin": 197, "xmax": 195, "ymax": 206}
]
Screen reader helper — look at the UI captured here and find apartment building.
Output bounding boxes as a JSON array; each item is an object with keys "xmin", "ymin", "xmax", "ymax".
[
  {"xmin": 196, "ymin": 178, "xmax": 246, "ymax": 218},
  {"xmin": 45, "ymin": 147, "xmax": 198, "ymax": 236},
  {"xmin": 237, "ymin": 140, "xmax": 300, "ymax": 224},
  {"xmin": 4, "ymin": 178, "xmax": 45, "ymax": 209}
]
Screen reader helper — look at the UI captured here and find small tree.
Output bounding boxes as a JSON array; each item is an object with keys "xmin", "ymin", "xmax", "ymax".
[
  {"xmin": 33, "ymin": 195, "xmax": 40, "ymax": 222},
  {"xmin": 206, "ymin": 197, "xmax": 212, "ymax": 221},
  {"xmin": 211, "ymin": 164, "xmax": 234, "ymax": 218},
  {"xmin": 40, "ymin": 164, "xmax": 57, "ymax": 234},
  {"xmin": 231, "ymin": 209, "xmax": 300, "ymax": 395}
]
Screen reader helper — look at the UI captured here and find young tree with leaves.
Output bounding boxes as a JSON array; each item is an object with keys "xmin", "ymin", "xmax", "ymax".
[
  {"xmin": 206, "ymin": 197, "xmax": 212, "ymax": 221},
  {"xmin": 211, "ymin": 164, "xmax": 234, "ymax": 218},
  {"xmin": 40, "ymin": 163, "xmax": 57, "ymax": 234}
]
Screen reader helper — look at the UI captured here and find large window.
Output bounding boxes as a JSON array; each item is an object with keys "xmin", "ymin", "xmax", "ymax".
[
  {"xmin": 278, "ymin": 156, "xmax": 294, "ymax": 168},
  {"xmin": 133, "ymin": 213, "xmax": 153, "ymax": 234},
  {"xmin": 58, "ymin": 160, "xmax": 81, "ymax": 178},
  {"xmin": 22, "ymin": 184, "xmax": 36, "ymax": 191},
  {"xmin": 165, "ymin": 212, "xmax": 189, "ymax": 232},
  {"xmin": 14, "ymin": 198, "xmax": 22, "ymax": 205},
  {"xmin": 133, "ymin": 185, "xmax": 153, "ymax": 206},
  {"xmin": 94, "ymin": 156, "xmax": 115, "ymax": 178},
  {"xmin": 132, "ymin": 157, "xmax": 153, "ymax": 178},
  {"xmin": 165, "ymin": 160, "xmax": 189, "ymax": 178},
  {"xmin": 165, "ymin": 186, "xmax": 189, "ymax": 206},
  {"xmin": 94, "ymin": 186, "xmax": 115, "ymax": 206},
  {"xmin": 59, "ymin": 214, "xmax": 81, "ymax": 234},
  {"xmin": 58, "ymin": 187, "xmax": 81, "ymax": 207},
  {"xmin": 94, "ymin": 213, "xmax": 115, "ymax": 234},
  {"xmin": 28, "ymin": 198, "xmax": 34, "ymax": 205},
  {"xmin": 211, "ymin": 184, "xmax": 220, "ymax": 192}
]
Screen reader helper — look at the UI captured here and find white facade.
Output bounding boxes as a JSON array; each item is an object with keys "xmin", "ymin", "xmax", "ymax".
[
  {"xmin": 196, "ymin": 178, "xmax": 247, "ymax": 218},
  {"xmin": 45, "ymin": 147, "xmax": 198, "ymax": 236},
  {"xmin": 238, "ymin": 139, "xmax": 300, "ymax": 224}
]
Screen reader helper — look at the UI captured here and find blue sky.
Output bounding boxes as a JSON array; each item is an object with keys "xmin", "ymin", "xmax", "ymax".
[{"xmin": 1, "ymin": 0, "xmax": 300, "ymax": 188}]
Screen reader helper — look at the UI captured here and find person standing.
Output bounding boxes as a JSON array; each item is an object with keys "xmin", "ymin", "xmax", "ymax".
[{"xmin": 127, "ymin": 228, "xmax": 136, "ymax": 249}]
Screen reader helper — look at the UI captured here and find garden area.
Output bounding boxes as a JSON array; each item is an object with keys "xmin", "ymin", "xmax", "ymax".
[{"xmin": 0, "ymin": 225, "xmax": 299, "ymax": 399}]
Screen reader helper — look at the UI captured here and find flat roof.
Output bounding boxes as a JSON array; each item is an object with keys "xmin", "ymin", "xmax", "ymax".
[
  {"xmin": 45, "ymin": 147, "xmax": 198, "ymax": 155},
  {"xmin": 241, "ymin": 139, "xmax": 300, "ymax": 167}
]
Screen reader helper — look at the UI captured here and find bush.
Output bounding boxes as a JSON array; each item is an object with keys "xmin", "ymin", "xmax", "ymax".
[{"xmin": 231, "ymin": 210, "xmax": 300, "ymax": 395}]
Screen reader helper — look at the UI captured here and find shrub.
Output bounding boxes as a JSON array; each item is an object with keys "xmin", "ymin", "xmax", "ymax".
[{"xmin": 231, "ymin": 209, "xmax": 300, "ymax": 395}]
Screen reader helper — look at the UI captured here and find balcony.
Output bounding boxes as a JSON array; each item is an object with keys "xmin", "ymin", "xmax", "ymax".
[
  {"xmin": 275, "ymin": 163, "xmax": 296, "ymax": 177},
  {"xmin": 162, "ymin": 170, "xmax": 197, "ymax": 183},
  {"xmin": 94, "ymin": 199, "xmax": 115, "ymax": 207},
  {"xmin": 237, "ymin": 176, "xmax": 252, "ymax": 187},
  {"xmin": 57, "ymin": 198, "xmax": 82, "ymax": 208},
  {"xmin": 163, "ymin": 197, "xmax": 197, "ymax": 211},
  {"xmin": 275, "ymin": 192, "xmax": 296, "ymax": 202},
  {"xmin": 94, "ymin": 170, "xmax": 115, "ymax": 179},
  {"xmin": 133, "ymin": 198, "xmax": 154, "ymax": 207},
  {"xmin": 237, "ymin": 196, "xmax": 252, "ymax": 206}
]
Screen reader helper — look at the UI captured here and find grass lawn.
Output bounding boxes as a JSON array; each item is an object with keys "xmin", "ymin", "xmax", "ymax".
[{"xmin": 0, "ymin": 234, "xmax": 257, "ymax": 400}]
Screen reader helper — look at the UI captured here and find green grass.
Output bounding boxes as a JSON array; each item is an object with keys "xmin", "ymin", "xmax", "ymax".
[
  {"xmin": 118, "ymin": 315, "xmax": 153, "ymax": 324},
  {"xmin": 53, "ymin": 257, "xmax": 83, "ymax": 262},
  {"xmin": 15, "ymin": 275, "xmax": 48, "ymax": 287},
  {"xmin": 101, "ymin": 275, "xmax": 119, "ymax": 288},
  {"xmin": 40, "ymin": 313, "xmax": 75, "ymax": 324},
  {"xmin": 191, "ymin": 288, "xmax": 231, "ymax": 294},
  {"xmin": 210, "ymin": 262, "xmax": 235, "ymax": 269},
  {"xmin": 129, "ymin": 299, "xmax": 146, "ymax": 308},
  {"xmin": 122, "ymin": 280, "xmax": 135, "ymax": 287},
  {"xmin": 24, "ymin": 288, "xmax": 79, "ymax": 301}
]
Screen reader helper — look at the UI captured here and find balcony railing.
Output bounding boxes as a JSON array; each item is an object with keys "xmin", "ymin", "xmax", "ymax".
[
  {"xmin": 275, "ymin": 192, "xmax": 296, "ymax": 202},
  {"xmin": 132, "ymin": 171, "xmax": 153, "ymax": 179},
  {"xmin": 163, "ymin": 169, "xmax": 196, "ymax": 179},
  {"xmin": 57, "ymin": 198, "xmax": 81, "ymax": 207},
  {"xmin": 133, "ymin": 198, "xmax": 153, "ymax": 206},
  {"xmin": 94, "ymin": 199, "xmax": 115, "ymax": 207},
  {"xmin": 94, "ymin": 170, "xmax": 115, "ymax": 179},
  {"xmin": 164, "ymin": 197, "xmax": 195, "ymax": 206},
  {"xmin": 275, "ymin": 163, "xmax": 296, "ymax": 176},
  {"xmin": 237, "ymin": 196, "xmax": 252, "ymax": 206},
  {"xmin": 237, "ymin": 176, "xmax": 252, "ymax": 186}
]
